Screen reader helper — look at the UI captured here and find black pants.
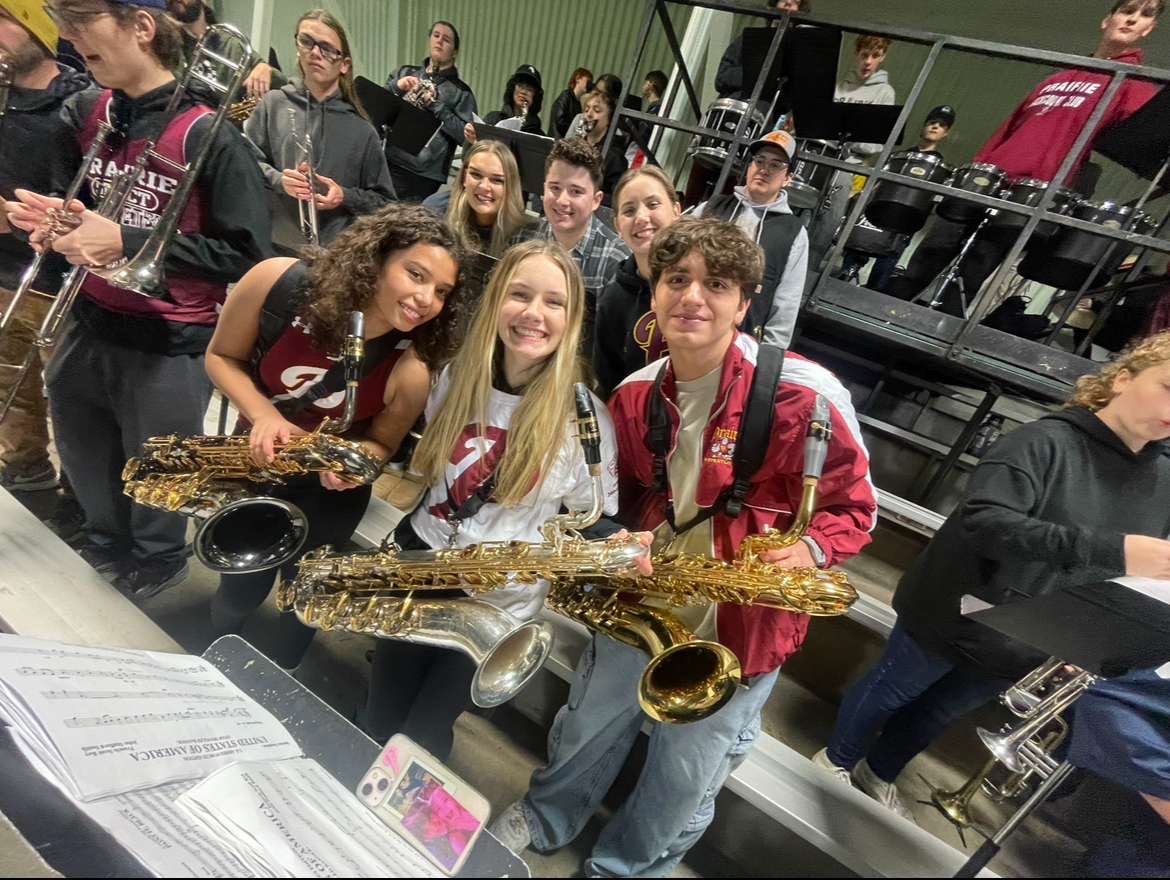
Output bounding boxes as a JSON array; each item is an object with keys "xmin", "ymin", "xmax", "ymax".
[
  {"xmin": 365, "ymin": 638, "xmax": 477, "ymax": 762},
  {"xmin": 884, "ymin": 215, "xmax": 1011, "ymax": 314},
  {"xmin": 210, "ymin": 476, "xmax": 372, "ymax": 669},
  {"xmin": 389, "ymin": 168, "xmax": 441, "ymax": 203}
]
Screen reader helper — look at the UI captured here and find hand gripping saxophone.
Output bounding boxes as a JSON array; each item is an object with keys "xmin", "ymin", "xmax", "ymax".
[
  {"xmin": 277, "ymin": 383, "xmax": 648, "ymax": 708},
  {"xmin": 123, "ymin": 312, "xmax": 381, "ymax": 574},
  {"xmin": 546, "ymin": 394, "xmax": 858, "ymax": 724}
]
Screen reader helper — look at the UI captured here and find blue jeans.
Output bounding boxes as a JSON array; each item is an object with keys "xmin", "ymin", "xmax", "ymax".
[
  {"xmin": 826, "ymin": 623, "xmax": 1010, "ymax": 782},
  {"xmin": 521, "ymin": 634, "xmax": 779, "ymax": 878}
]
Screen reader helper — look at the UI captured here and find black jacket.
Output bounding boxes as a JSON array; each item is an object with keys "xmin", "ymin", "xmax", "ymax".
[
  {"xmin": 592, "ymin": 255, "xmax": 667, "ymax": 398},
  {"xmin": 549, "ymin": 88, "xmax": 579, "ymax": 139},
  {"xmin": 0, "ymin": 65, "xmax": 91, "ymax": 290},
  {"xmin": 62, "ymin": 83, "xmax": 272, "ymax": 285},
  {"xmin": 894, "ymin": 407, "xmax": 1170, "ymax": 679},
  {"xmin": 384, "ymin": 62, "xmax": 477, "ymax": 183},
  {"xmin": 485, "ymin": 71, "xmax": 545, "ymax": 135}
]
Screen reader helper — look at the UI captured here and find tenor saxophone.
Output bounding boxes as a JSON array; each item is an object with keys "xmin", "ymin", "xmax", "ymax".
[
  {"xmin": 123, "ymin": 313, "xmax": 381, "ymax": 574},
  {"xmin": 278, "ymin": 383, "xmax": 649, "ymax": 708}
]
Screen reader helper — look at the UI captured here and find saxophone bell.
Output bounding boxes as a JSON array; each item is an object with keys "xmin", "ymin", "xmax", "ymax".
[{"xmin": 193, "ymin": 496, "xmax": 309, "ymax": 574}]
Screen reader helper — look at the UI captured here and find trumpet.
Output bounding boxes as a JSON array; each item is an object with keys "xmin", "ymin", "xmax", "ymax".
[
  {"xmin": 289, "ymin": 92, "xmax": 319, "ymax": 245},
  {"xmin": 924, "ymin": 658, "xmax": 1098, "ymax": 873},
  {"xmin": 547, "ymin": 395, "xmax": 857, "ymax": 724},
  {"xmin": 278, "ymin": 382, "xmax": 648, "ymax": 707},
  {"xmin": 123, "ymin": 312, "xmax": 380, "ymax": 574},
  {"xmin": 0, "ymin": 24, "xmax": 256, "ymax": 425}
]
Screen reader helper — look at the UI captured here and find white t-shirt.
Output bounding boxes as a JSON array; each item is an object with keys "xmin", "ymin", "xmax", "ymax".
[{"xmin": 410, "ymin": 366, "xmax": 620, "ymax": 621}]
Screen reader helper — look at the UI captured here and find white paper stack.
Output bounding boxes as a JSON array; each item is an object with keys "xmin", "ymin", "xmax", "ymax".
[{"xmin": 177, "ymin": 758, "xmax": 443, "ymax": 878}]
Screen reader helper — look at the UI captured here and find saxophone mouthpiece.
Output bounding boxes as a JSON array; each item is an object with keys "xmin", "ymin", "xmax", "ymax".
[
  {"xmin": 573, "ymin": 382, "xmax": 602, "ymax": 474},
  {"xmin": 804, "ymin": 395, "xmax": 832, "ymax": 480}
]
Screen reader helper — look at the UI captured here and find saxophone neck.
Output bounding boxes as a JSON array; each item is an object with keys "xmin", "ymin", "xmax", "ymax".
[
  {"xmin": 321, "ymin": 311, "xmax": 365, "ymax": 434},
  {"xmin": 543, "ymin": 382, "xmax": 604, "ymax": 536}
]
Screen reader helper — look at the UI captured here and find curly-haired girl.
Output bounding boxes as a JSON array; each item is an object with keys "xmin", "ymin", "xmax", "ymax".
[
  {"xmin": 204, "ymin": 202, "xmax": 466, "ymax": 669},
  {"xmin": 813, "ymin": 330, "xmax": 1170, "ymax": 819}
]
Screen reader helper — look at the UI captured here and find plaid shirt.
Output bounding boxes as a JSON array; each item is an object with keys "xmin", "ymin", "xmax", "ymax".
[{"xmin": 535, "ymin": 214, "xmax": 631, "ymax": 303}]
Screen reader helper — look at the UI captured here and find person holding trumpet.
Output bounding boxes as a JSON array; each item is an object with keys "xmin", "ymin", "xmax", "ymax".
[
  {"xmin": 243, "ymin": 9, "xmax": 393, "ymax": 254},
  {"xmin": 4, "ymin": 0, "xmax": 270, "ymax": 598},
  {"xmin": 204, "ymin": 203, "xmax": 466, "ymax": 671}
]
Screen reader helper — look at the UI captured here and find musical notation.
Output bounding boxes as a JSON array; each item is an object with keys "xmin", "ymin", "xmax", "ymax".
[
  {"xmin": 63, "ymin": 707, "xmax": 252, "ymax": 729},
  {"xmin": 40, "ymin": 689, "xmax": 244, "ymax": 703},
  {"xmin": 15, "ymin": 666, "xmax": 227, "ymax": 688},
  {"xmin": 0, "ymin": 643, "xmax": 206, "ymax": 675}
]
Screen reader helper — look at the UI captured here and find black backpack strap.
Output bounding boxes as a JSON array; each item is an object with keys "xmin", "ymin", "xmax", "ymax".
[
  {"xmin": 724, "ymin": 343, "xmax": 785, "ymax": 517},
  {"xmin": 643, "ymin": 344, "xmax": 786, "ymax": 531},
  {"xmin": 254, "ymin": 260, "xmax": 310, "ymax": 367}
]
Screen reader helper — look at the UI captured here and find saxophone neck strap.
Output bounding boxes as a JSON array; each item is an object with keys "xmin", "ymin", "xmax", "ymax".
[{"xmin": 645, "ymin": 343, "xmax": 786, "ymax": 535}]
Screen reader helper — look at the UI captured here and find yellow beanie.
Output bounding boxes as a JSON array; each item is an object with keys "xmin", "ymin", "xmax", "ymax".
[{"xmin": 0, "ymin": 0, "xmax": 59, "ymax": 54}]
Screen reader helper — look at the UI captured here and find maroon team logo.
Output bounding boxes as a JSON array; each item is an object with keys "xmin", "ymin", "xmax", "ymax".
[
  {"xmin": 632, "ymin": 310, "xmax": 669, "ymax": 363},
  {"xmin": 427, "ymin": 425, "xmax": 509, "ymax": 519}
]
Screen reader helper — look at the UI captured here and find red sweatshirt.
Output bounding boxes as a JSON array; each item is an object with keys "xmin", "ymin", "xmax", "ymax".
[{"xmin": 973, "ymin": 48, "xmax": 1160, "ymax": 183}]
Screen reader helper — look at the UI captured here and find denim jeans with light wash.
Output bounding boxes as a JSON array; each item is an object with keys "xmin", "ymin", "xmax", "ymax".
[
  {"xmin": 826, "ymin": 623, "xmax": 1010, "ymax": 782},
  {"xmin": 521, "ymin": 634, "xmax": 779, "ymax": 878}
]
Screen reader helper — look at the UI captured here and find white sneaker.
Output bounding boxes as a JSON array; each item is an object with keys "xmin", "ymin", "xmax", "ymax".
[
  {"xmin": 811, "ymin": 748, "xmax": 854, "ymax": 787},
  {"xmin": 852, "ymin": 759, "xmax": 915, "ymax": 821},
  {"xmin": 488, "ymin": 801, "xmax": 532, "ymax": 853}
]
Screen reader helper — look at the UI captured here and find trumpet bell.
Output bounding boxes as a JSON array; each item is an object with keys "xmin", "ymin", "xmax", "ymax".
[
  {"xmin": 194, "ymin": 496, "xmax": 309, "ymax": 574},
  {"xmin": 471, "ymin": 620, "xmax": 555, "ymax": 708},
  {"xmin": 638, "ymin": 640, "xmax": 742, "ymax": 724}
]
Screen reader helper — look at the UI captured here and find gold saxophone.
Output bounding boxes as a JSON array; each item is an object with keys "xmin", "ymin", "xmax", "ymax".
[
  {"xmin": 123, "ymin": 313, "xmax": 381, "ymax": 573},
  {"xmin": 546, "ymin": 394, "xmax": 858, "ymax": 724},
  {"xmin": 278, "ymin": 383, "xmax": 649, "ymax": 709}
]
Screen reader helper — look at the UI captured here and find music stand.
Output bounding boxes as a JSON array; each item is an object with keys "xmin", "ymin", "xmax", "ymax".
[
  {"xmin": 472, "ymin": 123, "xmax": 554, "ymax": 195},
  {"xmin": 1095, "ymin": 85, "xmax": 1170, "ymax": 182},
  {"xmin": 742, "ymin": 24, "xmax": 839, "ymax": 112},
  {"xmin": 966, "ymin": 578, "xmax": 1170, "ymax": 676},
  {"xmin": 355, "ymin": 76, "xmax": 441, "ymax": 155}
]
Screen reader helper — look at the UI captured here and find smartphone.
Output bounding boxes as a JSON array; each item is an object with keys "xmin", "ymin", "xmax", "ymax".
[{"xmin": 356, "ymin": 734, "xmax": 491, "ymax": 876}]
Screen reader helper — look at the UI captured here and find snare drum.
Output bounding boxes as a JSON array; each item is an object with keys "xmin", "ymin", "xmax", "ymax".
[
  {"xmin": 937, "ymin": 163, "xmax": 1006, "ymax": 224},
  {"xmin": 984, "ymin": 179, "xmax": 1081, "ymax": 245},
  {"xmin": 865, "ymin": 150, "xmax": 950, "ymax": 235},
  {"xmin": 689, "ymin": 99, "xmax": 766, "ymax": 168},
  {"xmin": 1018, "ymin": 200, "xmax": 1144, "ymax": 290},
  {"xmin": 787, "ymin": 139, "xmax": 842, "ymax": 211}
]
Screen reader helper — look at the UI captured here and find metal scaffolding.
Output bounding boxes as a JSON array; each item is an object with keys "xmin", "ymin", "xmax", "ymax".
[{"xmin": 604, "ymin": 0, "xmax": 1170, "ymax": 401}]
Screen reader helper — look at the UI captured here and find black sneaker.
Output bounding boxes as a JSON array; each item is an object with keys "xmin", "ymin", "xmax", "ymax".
[
  {"xmin": 0, "ymin": 462, "xmax": 60, "ymax": 493},
  {"xmin": 45, "ymin": 496, "xmax": 87, "ymax": 545},
  {"xmin": 114, "ymin": 557, "xmax": 190, "ymax": 601},
  {"xmin": 75, "ymin": 542, "xmax": 129, "ymax": 578}
]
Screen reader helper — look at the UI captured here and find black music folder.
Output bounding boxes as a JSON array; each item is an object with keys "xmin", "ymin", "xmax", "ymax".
[
  {"xmin": 965, "ymin": 578, "xmax": 1170, "ymax": 676},
  {"xmin": 355, "ymin": 75, "xmax": 442, "ymax": 154},
  {"xmin": 741, "ymin": 23, "xmax": 838, "ymax": 111},
  {"xmin": 1095, "ymin": 84, "xmax": 1170, "ymax": 181},
  {"xmin": 472, "ymin": 123, "xmax": 554, "ymax": 194}
]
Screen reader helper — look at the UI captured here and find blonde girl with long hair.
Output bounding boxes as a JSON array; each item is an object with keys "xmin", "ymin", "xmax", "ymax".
[
  {"xmin": 362, "ymin": 240, "xmax": 636, "ymax": 760},
  {"xmin": 425, "ymin": 139, "xmax": 532, "ymax": 258}
]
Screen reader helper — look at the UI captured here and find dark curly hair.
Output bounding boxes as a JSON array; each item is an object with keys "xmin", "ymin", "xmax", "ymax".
[
  {"xmin": 649, "ymin": 218, "xmax": 765, "ymax": 301},
  {"xmin": 302, "ymin": 204, "xmax": 467, "ymax": 369},
  {"xmin": 545, "ymin": 137, "xmax": 603, "ymax": 190}
]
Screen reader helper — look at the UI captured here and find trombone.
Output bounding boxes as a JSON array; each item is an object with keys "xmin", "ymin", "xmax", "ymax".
[
  {"xmin": 0, "ymin": 24, "xmax": 257, "ymax": 423},
  {"xmin": 289, "ymin": 93, "xmax": 319, "ymax": 245}
]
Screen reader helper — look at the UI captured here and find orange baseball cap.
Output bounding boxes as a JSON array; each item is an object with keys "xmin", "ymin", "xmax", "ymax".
[{"xmin": 748, "ymin": 130, "xmax": 797, "ymax": 162}]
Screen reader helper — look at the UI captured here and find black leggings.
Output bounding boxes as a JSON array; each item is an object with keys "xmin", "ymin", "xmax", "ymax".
[
  {"xmin": 362, "ymin": 517, "xmax": 477, "ymax": 762},
  {"xmin": 210, "ymin": 477, "xmax": 372, "ymax": 669}
]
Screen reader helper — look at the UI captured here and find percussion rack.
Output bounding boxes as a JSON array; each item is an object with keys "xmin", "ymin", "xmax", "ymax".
[{"xmin": 608, "ymin": 0, "xmax": 1170, "ymax": 401}]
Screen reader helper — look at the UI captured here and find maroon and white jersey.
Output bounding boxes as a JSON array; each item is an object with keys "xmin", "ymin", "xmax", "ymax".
[
  {"xmin": 77, "ymin": 90, "xmax": 225, "ymax": 325},
  {"xmin": 410, "ymin": 365, "xmax": 619, "ymax": 621}
]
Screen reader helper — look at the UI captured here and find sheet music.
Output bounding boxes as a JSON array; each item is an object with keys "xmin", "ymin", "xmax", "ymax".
[
  {"xmin": 0, "ymin": 634, "xmax": 302, "ymax": 801},
  {"xmin": 177, "ymin": 758, "xmax": 442, "ymax": 878},
  {"xmin": 1111, "ymin": 576, "xmax": 1170, "ymax": 607}
]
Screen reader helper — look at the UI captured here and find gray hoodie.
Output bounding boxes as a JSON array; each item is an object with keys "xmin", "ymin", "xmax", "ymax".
[
  {"xmin": 833, "ymin": 68, "xmax": 896, "ymax": 161},
  {"xmin": 691, "ymin": 186, "xmax": 809, "ymax": 348},
  {"xmin": 244, "ymin": 81, "xmax": 394, "ymax": 252}
]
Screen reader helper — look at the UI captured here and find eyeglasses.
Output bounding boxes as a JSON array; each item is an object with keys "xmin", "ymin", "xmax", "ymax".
[
  {"xmin": 43, "ymin": 2, "xmax": 110, "ymax": 30},
  {"xmin": 751, "ymin": 156, "xmax": 789, "ymax": 174},
  {"xmin": 295, "ymin": 32, "xmax": 345, "ymax": 64}
]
